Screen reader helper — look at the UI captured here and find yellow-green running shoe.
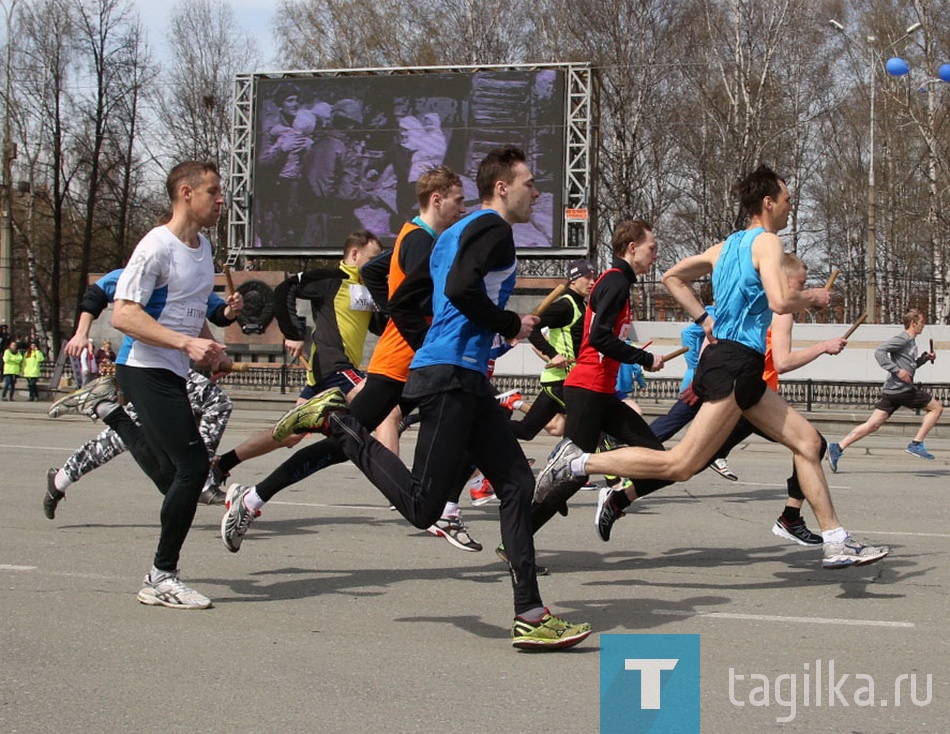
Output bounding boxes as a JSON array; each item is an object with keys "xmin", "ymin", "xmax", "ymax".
[
  {"xmin": 271, "ymin": 387, "xmax": 348, "ymax": 442},
  {"xmin": 511, "ymin": 609, "xmax": 592, "ymax": 650}
]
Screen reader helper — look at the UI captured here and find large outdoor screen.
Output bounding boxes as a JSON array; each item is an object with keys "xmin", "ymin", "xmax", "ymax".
[{"xmin": 250, "ymin": 68, "xmax": 566, "ymax": 252}]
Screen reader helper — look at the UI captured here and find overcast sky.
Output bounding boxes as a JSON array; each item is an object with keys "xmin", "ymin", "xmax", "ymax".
[{"xmin": 130, "ymin": 0, "xmax": 278, "ymax": 69}]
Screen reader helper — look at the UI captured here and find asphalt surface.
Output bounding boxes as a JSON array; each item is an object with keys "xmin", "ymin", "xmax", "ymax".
[{"xmin": 2, "ymin": 398, "xmax": 948, "ymax": 733}]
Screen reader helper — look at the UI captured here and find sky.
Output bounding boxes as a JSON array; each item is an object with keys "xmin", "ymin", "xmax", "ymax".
[{"xmin": 131, "ymin": 0, "xmax": 278, "ymax": 69}]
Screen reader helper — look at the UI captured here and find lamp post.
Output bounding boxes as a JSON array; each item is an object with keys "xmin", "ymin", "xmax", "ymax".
[{"xmin": 829, "ymin": 19, "xmax": 922, "ymax": 323}]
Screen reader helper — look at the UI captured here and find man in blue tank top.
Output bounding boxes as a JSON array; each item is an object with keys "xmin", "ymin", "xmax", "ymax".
[{"xmin": 536, "ymin": 164, "xmax": 889, "ymax": 570}]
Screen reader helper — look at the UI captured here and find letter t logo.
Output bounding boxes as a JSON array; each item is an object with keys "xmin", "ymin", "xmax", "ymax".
[{"xmin": 625, "ymin": 658, "xmax": 679, "ymax": 709}]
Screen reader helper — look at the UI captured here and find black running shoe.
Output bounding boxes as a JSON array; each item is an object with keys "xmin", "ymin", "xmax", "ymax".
[
  {"xmin": 594, "ymin": 487, "xmax": 626, "ymax": 542},
  {"xmin": 43, "ymin": 468, "xmax": 65, "ymax": 520}
]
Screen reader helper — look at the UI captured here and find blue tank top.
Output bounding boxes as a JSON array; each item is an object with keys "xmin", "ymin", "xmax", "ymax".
[
  {"xmin": 411, "ymin": 209, "xmax": 517, "ymax": 374},
  {"xmin": 711, "ymin": 227, "xmax": 770, "ymax": 354}
]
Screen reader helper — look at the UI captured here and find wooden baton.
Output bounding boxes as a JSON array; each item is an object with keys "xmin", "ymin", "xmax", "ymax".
[
  {"xmin": 531, "ymin": 284, "xmax": 567, "ymax": 317},
  {"xmin": 662, "ymin": 346, "xmax": 689, "ymax": 361},
  {"xmin": 223, "ymin": 264, "xmax": 236, "ymax": 296},
  {"xmin": 842, "ymin": 312, "xmax": 867, "ymax": 340},
  {"xmin": 824, "ymin": 269, "xmax": 839, "ymax": 290}
]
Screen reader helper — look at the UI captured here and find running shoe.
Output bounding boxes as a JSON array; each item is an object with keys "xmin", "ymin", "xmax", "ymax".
[
  {"xmin": 137, "ymin": 569, "xmax": 212, "ymax": 609},
  {"xmin": 426, "ymin": 514, "xmax": 482, "ymax": 552},
  {"xmin": 533, "ymin": 439, "xmax": 585, "ymax": 504},
  {"xmin": 827, "ymin": 442, "xmax": 842, "ymax": 473},
  {"xmin": 579, "ymin": 480, "xmax": 600, "ymax": 491},
  {"xmin": 470, "ymin": 478, "xmax": 497, "ymax": 506},
  {"xmin": 708, "ymin": 457, "xmax": 738, "ymax": 481},
  {"xmin": 511, "ymin": 609, "xmax": 592, "ymax": 650},
  {"xmin": 220, "ymin": 483, "xmax": 260, "ymax": 553},
  {"xmin": 494, "ymin": 543, "xmax": 549, "ymax": 576},
  {"xmin": 43, "ymin": 468, "xmax": 65, "ymax": 520},
  {"xmin": 495, "ymin": 388, "xmax": 524, "ymax": 412},
  {"xmin": 198, "ymin": 487, "xmax": 227, "ymax": 505},
  {"xmin": 594, "ymin": 486, "xmax": 626, "ymax": 542},
  {"xmin": 771, "ymin": 516, "xmax": 822, "ymax": 546},
  {"xmin": 271, "ymin": 387, "xmax": 348, "ymax": 441},
  {"xmin": 47, "ymin": 376, "xmax": 118, "ymax": 420},
  {"xmin": 822, "ymin": 535, "xmax": 890, "ymax": 569},
  {"xmin": 906, "ymin": 442, "xmax": 935, "ymax": 460}
]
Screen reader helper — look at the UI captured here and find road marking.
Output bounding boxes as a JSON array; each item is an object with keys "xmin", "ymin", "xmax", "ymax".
[
  {"xmin": 0, "ymin": 444, "xmax": 75, "ymax": 452},
  {"xmin": 851, "ymin": 529, "xmax": 950, "ymax": 539},
  {"xmin": 732, "ymin": 480, "xmax": 851, "ymax": 490},
  {"xmin": 0, "ymin": 564, "xmax": 37, "ymax": 571},
  {"xmin": 654, "ymin": 609, "xmax": 914, "ymax": 628}
]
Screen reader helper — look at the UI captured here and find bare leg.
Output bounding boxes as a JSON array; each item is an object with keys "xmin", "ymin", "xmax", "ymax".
[
  {"xmin": 914, "ymin": 399, "xmax": 944, "ymax": 443},
  {"xmin": 740, "ymin": 390, "xmax": 841, "ymax": 531},
  {"xmin": 838, "ymin": 409, "xmax": 889, "ymax": 450},
  {"xmin": 584, "ymin": 396, "xmax": 742, "ymax": 483}
]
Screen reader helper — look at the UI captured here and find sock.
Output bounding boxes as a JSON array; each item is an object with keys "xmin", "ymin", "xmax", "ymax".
[
  {"xmin": 244, "ymin": 488, "xmax": 266, "ymax": 513},
  {"xmin": 512, "ymin": 399, "xmax": 524, "ymax": 410},
  {"xmin": 218, "ymin": 450, "xmax": 240, "ymax": 474},
  {"xmin": 467, "ymin": 471, "xmax": 484, "ymax": 490},
  {"xmin": 516, "ymin": 606, "xmax": 547, "ymax": 623},
  {"xmin": 54, "ymin": 468, "xmax": 73, "ymax": 492},
  {"xmin": 910, "ymin": 440, "xmax": 922, "ymax": 446},
  {"xmin": 443, "ymin": 501, "xmax": 459, "ymax": 517},
  {"xmin": 821, "ymin": 526, "xmax": 848, "ymax": 544},
  {"xmin": 569, "ymin": 453, "xmax": 591, "ymax": 477},
  {"xmin": 781, "ymin": 505, "xmax": 802, "ymax": 523},
  {"xmin": 95, "ymin": 401, "xmax": 120, "ymax": 420}
]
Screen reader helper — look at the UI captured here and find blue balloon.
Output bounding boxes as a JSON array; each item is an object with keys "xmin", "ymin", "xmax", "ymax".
[
  {"xmin": 885, "ymin": 57, "xmax": 910, "ymax": 77},
  {"xmin": 939, "ymin": 64, "xmax": 950, "ymax": 83}
]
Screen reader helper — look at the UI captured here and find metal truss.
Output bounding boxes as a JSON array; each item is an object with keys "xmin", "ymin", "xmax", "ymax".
[{"xmin": 225, "ymin": 63, "xmax": 597, "ymax": 273}]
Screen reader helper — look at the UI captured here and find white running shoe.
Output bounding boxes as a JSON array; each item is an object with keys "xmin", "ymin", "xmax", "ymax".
[{"xmin": 137, "ymin": 569, "xmax": 212, "ymax": 609}]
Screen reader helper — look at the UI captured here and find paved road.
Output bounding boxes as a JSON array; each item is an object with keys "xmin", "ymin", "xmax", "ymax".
[{"xmin": 1, "ymin": 400, "xmax": 947, "ymax": 733}]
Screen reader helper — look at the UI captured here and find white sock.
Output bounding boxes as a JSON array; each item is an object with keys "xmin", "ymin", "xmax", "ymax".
[
  {"xmin": 244, "ymin": 488, "xmax": 266, "ymax": 513},
  {"xmin": 54, "ymin": 468, "xmax": 73, "ymax": 492},
  {"xmin": 467, "ymin": 472, "xmax": 483, "ymax": 489},
  {"xmin": 512, "ymin": 399, "xmax": 524, "ymax": 410},
  {"xmin": 821, "ymin": 526, "xmax": 848, "ymax": 544},
  {"xmin": 570, "ymin": 453, "xmax": 591, "ymax": 477},
  {"xmin": 443, "ymin": 501, "xmax": 459, "ymax": 517}
]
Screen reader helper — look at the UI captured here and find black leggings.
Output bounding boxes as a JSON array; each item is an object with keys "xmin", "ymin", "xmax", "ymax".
[
  {"xmin": 330, "ymin": 388, "xmax": 542, "ymax": 615},
  {"xmin": 510, "ymin": 383, "xmax": 564, "ymax": 441},
  {"xmin": 531, "ymin": 386, "xmax": 672, "ymax": 534},
  {"xmin": 116, "ymin": 365, "xmax": 208, "ymax": 572},
  {"xmin": 256, "ymin": 373, "xmax": 422, "ymax": 502}
]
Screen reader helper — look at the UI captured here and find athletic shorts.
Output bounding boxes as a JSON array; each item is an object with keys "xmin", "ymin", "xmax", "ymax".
[
  {"xmin": 875, "ymin": 387, "xmax": 933, "ymax": 415},
  {"xmin": 300, "ymin": 368, "xmax": 366, "ymax": 400},
  {"xmin": 692, "ymin": 339, "xmax": 767, "ymax": 410}
]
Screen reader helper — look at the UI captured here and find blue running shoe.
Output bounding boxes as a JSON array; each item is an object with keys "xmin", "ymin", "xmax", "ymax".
[
  {"xmin": 906, "ymin": 442, "xmax": 935, "ymax": 460},
  {"xmin": 828, "ymin": 442, "xmax": 842, "ymax": 473}
]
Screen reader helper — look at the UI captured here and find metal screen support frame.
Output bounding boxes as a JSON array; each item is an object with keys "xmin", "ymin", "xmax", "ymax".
[{"xmin": 225, "ymin": 63, "xmax": 596, "ymax": 275}]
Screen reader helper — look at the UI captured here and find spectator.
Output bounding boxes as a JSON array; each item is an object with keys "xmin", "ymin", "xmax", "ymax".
[
  {"xmin": 2, "ymin": 339, "xmax": 23, "ymax": 400},
  {"xmin": 95, "ymin": 339, "xmax": 116, "ymax": 372},
  {"xmin": 80, "ymin": 339, "xmax": 99, "ymax": 386},
  {"xmin": 22, "ymin": 341, "xmax": 45, "ymax": 401}
]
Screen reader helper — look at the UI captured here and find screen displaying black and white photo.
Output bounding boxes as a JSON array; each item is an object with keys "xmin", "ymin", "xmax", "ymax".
[{"xmin": 251, "ymin": 68, "xmax": 566, "ymax": 252}]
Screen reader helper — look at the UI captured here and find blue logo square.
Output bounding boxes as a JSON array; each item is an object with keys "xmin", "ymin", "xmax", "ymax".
[{"xmin": 600, "ymin": 634, "xmax": 700, "ymax": 733}]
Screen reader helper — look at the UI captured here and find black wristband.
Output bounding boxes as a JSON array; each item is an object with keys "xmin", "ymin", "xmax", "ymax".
[{"xmin": 693, "ymin": 312, "xmax": 709, "ymax": 325}]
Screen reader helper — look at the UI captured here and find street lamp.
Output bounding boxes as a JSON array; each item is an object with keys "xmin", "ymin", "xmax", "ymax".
[{"xmin": 829, "ymin": 19, "xmax": 922, "ymax": 323}]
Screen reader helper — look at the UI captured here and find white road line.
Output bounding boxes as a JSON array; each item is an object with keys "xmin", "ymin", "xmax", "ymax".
[
  {"xmin": 654, "ymin": 609, "xmax": 914, "ymax": 628},
  {"xmin": 850, "ymin": 530, "xmax": 950, "ymax": 539},
  {"xmin": 0, "ymin": 444, "xmax": 75, "ymax": 452},
  {"xmin": 0, "ymin": 564, "xmax": 37, "ymax": 571}
]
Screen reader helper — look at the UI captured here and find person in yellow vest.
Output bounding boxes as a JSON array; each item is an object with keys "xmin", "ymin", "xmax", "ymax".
[
  {"xmin": 22, "ymin": 341, "xmax": 45, "ymax": 401},
  {"xmin": 2, "ymin": 339, "xmax": 24, "ymax": 400}
]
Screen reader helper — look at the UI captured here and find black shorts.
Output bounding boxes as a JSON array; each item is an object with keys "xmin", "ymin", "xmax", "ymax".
[
  {"xmin": 693, "ymin": 340, "xmax": 767, "ymax": 410},
  {"xmin": 875, "ymin": 387, "xmax": 933, "ymax": 415}
]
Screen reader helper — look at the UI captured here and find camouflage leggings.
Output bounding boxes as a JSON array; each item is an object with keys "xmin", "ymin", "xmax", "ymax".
[{"xmin": 61, "ymin": 370, "xmax": 232, "ymax": 493}]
